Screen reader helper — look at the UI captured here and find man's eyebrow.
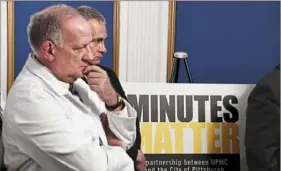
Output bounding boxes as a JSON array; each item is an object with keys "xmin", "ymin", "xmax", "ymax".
[
  {"xmin": 74, "ymin": 43, "xmax": 89, "ymax": 48},
  {"xmin": 92, "ymin": 37, "xmax": 106, "ymax": 41}
]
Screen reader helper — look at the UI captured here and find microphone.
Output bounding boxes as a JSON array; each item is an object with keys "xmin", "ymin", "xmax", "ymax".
[
  {"xmin": 169, "ymin": 52, "xmax": 193, "ymax": 83},
  {"xmin": 174, "ymin": 52, "xmax": 188, "ymax": 59}
]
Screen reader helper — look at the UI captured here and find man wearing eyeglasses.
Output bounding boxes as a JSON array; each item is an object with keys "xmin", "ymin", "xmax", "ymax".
[{"xmin": 77, "ymin": 6, "xmax": 146, "ymax": 171}]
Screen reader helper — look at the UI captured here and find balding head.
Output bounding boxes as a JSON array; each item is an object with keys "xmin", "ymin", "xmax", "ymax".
[
  {"xmin": 26, "ymin": 4, "xmax": 94, "ymax": 83},
  {"xmin": 27, "ymin": 4, "xmax": 82, "ymax": 56}
]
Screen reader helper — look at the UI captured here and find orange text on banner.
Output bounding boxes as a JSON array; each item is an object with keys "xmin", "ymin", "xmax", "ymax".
[{"xmin": 140, "ymin": 122, "xmax": 239, "ymax": 154}]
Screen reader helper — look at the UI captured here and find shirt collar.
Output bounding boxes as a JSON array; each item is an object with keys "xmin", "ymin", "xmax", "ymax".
[{"xmin": 25, "ymin": 53, "xmax": 70, "ymax": 96}]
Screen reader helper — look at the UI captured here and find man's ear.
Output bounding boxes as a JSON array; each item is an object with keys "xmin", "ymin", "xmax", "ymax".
[{"xmin": 40, "ymin": 40, "xmax": 55, "ymax": 61}]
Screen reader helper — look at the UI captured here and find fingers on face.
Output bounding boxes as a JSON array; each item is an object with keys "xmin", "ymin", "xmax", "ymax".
[
  {"xmin": 85, "ymin": 67, "xmax": 108, "ymax": 88},
  {"xmin": 84, "ymin": 65, "xmax": 106, "ymax": 75},
  {"xmin": 87, "ymin": 72, "xmax": 104, "ymax": 79},
  {"xmin": 87, "ymin": 78, "xmax": 103, "ymax": 85}
]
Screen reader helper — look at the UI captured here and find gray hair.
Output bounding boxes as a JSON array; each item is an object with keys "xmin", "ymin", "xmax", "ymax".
[
  {"xmin": 76, "ymin": 6, "xmax": 107, "ymax": 24},
  {"xmin": 27, "ymin": 4, "xmax": 81, "ymax": 56}
]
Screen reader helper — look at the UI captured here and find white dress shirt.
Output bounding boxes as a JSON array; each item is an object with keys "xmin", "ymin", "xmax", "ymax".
[{"xmin": 2, "ymin": 54, "xmax": 137, "ymax": 171}]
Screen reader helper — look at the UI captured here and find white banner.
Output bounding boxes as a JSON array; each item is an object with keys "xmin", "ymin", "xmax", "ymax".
[{"xmin": 121, "ymin": 82, "xmax": 255, "ymax": 171}]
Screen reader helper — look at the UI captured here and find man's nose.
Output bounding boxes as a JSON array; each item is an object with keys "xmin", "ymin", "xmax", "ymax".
[
  {"xmin": 99, "ymin": 43, "xmax": 107, "ymax": 53},
  {"xmin": 85, "ymin": 45, "xmax": 94, "ymax": 60}
]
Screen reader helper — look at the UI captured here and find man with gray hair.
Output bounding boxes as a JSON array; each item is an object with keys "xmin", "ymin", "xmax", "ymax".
[
  {"xmin": 76, "ymin": 5, "xmax": 146, "ymax": 171},
  {"xmin": 2, "ymin": 4, "xmax": 137, "ymax": 171}
]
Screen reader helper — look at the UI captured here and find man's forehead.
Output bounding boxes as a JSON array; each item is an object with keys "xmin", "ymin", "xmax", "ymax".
[
  {"xmin": 92, "ymin": 33, "xmax": 107, "ymax": 39},
  {"xmin": 89, "ymin": 18, "xmax": 105, "ymax": 25},
  {"xmin": 62, "ymin": 17, "xmax": 92, "ymax": 38},
  {"xmin": 89, "ymin": 19, "xmax": 106, "ymax": 29},
  {"xmin": 89, "ymin": 22, "xmax": 107, "ymax": 39},
  {"xmin": 63, "ymin": 22, "xmax": 92, "ymax": 45}
]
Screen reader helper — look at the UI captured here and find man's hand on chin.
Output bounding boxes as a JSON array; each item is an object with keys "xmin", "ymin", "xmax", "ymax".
[
  {"xmin": 136, "ymin": 150, "xmax": 146, "ymax": 171},
  {"xmin": 83, "ymin": 65, "xmax": 118, "ymax": 106}
]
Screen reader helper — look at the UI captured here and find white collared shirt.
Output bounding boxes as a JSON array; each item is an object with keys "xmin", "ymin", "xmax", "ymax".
[{"xmin": 2, "ymin": 54, "xmax": 137, "ymax": 171}]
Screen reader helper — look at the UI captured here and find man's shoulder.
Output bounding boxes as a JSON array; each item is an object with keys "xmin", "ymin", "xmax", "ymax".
[
  {"xmin": 5, "ymin": 74, "xmax": 65, "ymax": 120},
  {"xmin": 8, "ymin": 72, "xmax": 54, "ymax": 104},
  {"xmin": 250, "ymin": 64, "xmax": 280, "ymax": 104},
  {"xmin": 257, "ymin": 64, "xmax": 279, "ymax": 90}
]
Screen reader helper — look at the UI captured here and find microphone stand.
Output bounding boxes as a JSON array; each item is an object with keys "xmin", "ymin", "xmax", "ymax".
[{"xmin": 168, "ymin": 52, "xmax": 193, "ymax": 83}]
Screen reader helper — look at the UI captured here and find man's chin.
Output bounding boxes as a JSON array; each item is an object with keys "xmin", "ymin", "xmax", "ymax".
[
  {"xmin": 78, "ymin": 73, "xmax": 85, "ymax": 78},
  {"xmin": 91, "ymin": 59, "xmax": 101, "ymax": 65},
  {"xmin": 74, "ymin": 72, "xmax": 84, "ymax": 80}
]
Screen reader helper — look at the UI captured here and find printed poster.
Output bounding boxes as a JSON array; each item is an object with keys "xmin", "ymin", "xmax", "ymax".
[{"xmin": 121, "ymin": 82, "xmax": 255, "ymax": 171}]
